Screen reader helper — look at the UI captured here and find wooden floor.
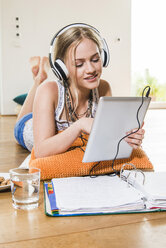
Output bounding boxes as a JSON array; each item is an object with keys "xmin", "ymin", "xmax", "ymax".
[
  {"xmin": 0, "ymin": 116, "xmax": 29, "ymax": 172},
  {"xmin": 0, "ymin": 111, "xmax": 166, "ymax": 248}
]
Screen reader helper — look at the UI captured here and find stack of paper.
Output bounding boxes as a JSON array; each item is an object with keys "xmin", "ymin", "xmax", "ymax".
[
  {"xmin": 122, "ymin": 171, "xmax": 166, "ymax": 210},
  {"xmin": 143, "ymin": 172, "xmax": 166, "ymax": 209},
  {"xmin": 49, "ymin": 175, "xmax": 145, "ymax": 215}
]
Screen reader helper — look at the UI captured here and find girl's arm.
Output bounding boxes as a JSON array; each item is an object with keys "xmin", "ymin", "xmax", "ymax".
[{"xmin": 33, "ymin": 81, "xmax": 91, "ymax": 158}]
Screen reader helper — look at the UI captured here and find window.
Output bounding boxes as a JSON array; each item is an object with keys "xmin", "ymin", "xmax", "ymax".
[{"xmin": 132, "ymin": 0, "xmax": 166, "ymax": 108}]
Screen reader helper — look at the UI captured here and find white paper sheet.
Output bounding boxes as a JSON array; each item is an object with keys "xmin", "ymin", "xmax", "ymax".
[{"xmin": 52, "ymin": 175, "xmax": 144, "ymax": 212}]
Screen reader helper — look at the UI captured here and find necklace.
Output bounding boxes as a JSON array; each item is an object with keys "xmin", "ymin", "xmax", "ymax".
[
  {"xmin": 75, "ymin": 108, "xmax": 89, "ymax": 118},
  {"xmin": 65, "ymin": 86, "xmax": 93, "ymax": 122}
]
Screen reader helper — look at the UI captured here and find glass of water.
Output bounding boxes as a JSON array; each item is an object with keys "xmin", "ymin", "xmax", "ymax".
[{"xmin": 9, "ymin": 168, "xmax": 40, "ymax": 210}]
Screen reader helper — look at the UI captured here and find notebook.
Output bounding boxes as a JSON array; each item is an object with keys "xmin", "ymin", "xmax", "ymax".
[
  {"xmin": 82, "ymin": 96, "xmax": 151, "ymax": 163},
  {"xmin": 44, "ymin": 169, "xmax": 166, "ymax": 217}
]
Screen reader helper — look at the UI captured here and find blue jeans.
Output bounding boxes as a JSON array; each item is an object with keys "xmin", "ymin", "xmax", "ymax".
[{"xmin": 14, "ymin": 113, "xmax": 33, "ymax": 149}]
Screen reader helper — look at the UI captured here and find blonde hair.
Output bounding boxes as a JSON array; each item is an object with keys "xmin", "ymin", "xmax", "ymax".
[
  {"xmin": 54, "ymin": 26, "xmax": 102, "ymax": 62},
  {"xmin": 54, "ymin": 26, "xmax": 102, "ymax": 114}
]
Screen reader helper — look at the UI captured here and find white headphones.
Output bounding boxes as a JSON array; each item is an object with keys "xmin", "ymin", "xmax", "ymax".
[{"xmin": 49, "ymin": 23, "xmax": 110, "ymax": 82}]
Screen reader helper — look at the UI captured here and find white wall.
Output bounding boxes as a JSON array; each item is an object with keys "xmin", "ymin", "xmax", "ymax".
[
  {"xmin": 0, "ymin": 0, "xmax": 131, "ymax": 114},
  {"xmin": 0, "ymin": 0, "xmax": 3, "ymax": 113}
]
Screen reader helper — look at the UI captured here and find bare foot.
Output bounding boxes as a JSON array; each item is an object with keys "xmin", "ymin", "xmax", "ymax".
[
  {"xmin": 29, "ymin": 56, "xmax": 40, "ymax": 78},
  {"xmin": 35, "ymin": 57, "xmax": 50, "ymax": 85}
]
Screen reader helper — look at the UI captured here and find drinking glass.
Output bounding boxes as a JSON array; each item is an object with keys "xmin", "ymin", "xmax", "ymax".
[{"xmin": 9, "ymin": 168, "xmax": 40, "ymax": 210}]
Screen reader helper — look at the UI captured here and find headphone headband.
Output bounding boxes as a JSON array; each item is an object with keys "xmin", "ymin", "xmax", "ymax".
[
  {"xmin": 50, "ymin": 23, "xmax": 101, "ymax": 46},
  {"xmin": 49, "ymin": 23, "xmax": 110, "ymax": 82}
]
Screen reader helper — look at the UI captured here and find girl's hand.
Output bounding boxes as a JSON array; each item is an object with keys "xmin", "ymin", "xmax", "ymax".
[
  {"xmin": 78, "ymin": 117, "xmax": 94, "ymax": 135},
  {"xmin": 124, "ymin": 128, "xmax": 145, "ymax": 149}
]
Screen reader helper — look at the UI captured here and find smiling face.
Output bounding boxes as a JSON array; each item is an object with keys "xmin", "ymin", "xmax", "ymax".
[{"xmin": 65, "ymin": 38, "xmax": 102, "ymax": 91}]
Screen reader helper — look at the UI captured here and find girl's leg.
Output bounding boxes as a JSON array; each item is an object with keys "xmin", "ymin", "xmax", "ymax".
[{"xmin": 16, "ymin": 56, "xmax": 50, "ymax": 122}]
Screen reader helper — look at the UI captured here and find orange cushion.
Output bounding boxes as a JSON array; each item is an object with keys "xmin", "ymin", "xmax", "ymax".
[{"xmin": 29, "ymin": 133, "xmax": 153, "ymax": 180}]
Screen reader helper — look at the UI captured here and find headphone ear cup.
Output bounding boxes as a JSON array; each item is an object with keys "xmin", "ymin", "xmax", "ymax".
[
  {"xmin": 53, "ymin": 59, "xmax": 69, "ymax": 81},
  {"xmin": 101, "ymin": 49, "xmax": 108, "ymax": 67}
]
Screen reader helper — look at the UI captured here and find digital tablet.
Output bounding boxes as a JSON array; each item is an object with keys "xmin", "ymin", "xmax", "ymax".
[{"xmin": 82, "ymin": 96, "xmax": 151, "ymax": 163}]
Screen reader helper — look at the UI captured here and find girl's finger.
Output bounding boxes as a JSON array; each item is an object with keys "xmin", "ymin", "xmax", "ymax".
[
  {"xmin": 126, "ymin": 133, "xmax": 144, "ymax": 140},
  {"xmin": 126, "ymin": 128, "xmax": 145, "ymax": 136},
  {"xmin": 125, "ymin": 137, "xmax": 142, "ymax": 145}
]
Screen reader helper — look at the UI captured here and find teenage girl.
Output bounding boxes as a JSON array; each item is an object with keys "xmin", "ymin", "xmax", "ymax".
[{"xmin": 14, "ymin": 24, "xmax": 145, "ymax": 159}]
